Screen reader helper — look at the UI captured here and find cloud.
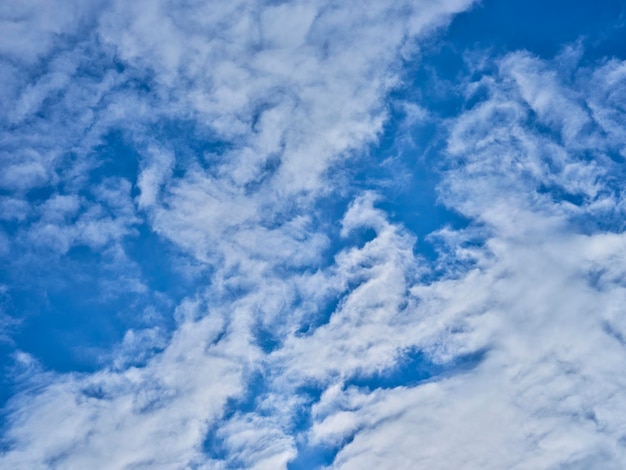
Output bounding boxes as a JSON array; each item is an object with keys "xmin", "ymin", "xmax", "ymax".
[
  {"xmin": 0, "ymin": 0, "xmax": 477, "ymax": 468},
  {"xmin": 6, "ymin": 1, "xmax": 626, "ymax": 468},
  {"xmin": 0, "ymin": 0, "xmax": 102, "ymax": 65},
  {"xmin": 10, "ymin": 2, "xmax": 623, "ymax": 470},
  {"xmin": 323, "ymin": 51, "xmax": 626, "ymax": 468}
]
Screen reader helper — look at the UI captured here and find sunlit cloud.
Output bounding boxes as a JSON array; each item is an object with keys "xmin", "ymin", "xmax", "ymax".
[{"xmin": 2, "ymin": 1, "xmax": 626, "ymax": 468}]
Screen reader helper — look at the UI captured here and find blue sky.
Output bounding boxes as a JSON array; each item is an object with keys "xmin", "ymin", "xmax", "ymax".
[{"xmin": 2, "ymin": 0, "xmax": 626, "ymax": 468}]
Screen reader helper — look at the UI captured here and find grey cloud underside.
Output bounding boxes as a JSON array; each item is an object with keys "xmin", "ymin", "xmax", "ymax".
[{"xmin": 3, "ymin": 1, "xmax": 626, "ymax": 469}]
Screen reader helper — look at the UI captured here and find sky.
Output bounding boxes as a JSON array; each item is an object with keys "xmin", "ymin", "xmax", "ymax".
[{"xmin": 1, "ymin": 0, "xmax": 626, "ymax": 468}]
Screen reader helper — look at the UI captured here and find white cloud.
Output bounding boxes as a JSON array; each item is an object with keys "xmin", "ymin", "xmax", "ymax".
[
  {"xmin": 136, "ymin": 147, "xmax": 174, "ymax": 209},
  {"xmin": 2, "ymin": 310, "xmax": 248, "ymax": 470},
  {"xmin": 0, "ymin": 0, "xmax": 477, "ymax": 468},
  {"xmin": 18, "ymin": 4, "xmax": 622, "ymax": 470},
  {"xmin": 0, "ymin": 0, "xmax": 101, "ymax": 65},
  {"xmin": 323, "ymin": 52, "xmax": 626, "ymax": 469}
]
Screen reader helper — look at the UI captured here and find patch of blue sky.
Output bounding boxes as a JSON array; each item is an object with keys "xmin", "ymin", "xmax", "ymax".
[
  {"xmin": 287, "ymin": 443, "xmax": 339, "ymax": 470},
  {"xmin": 0, "ymin": 237, "xmax": 175, "ymax": 376},
  {"xmin": 124, "ymin": 222, "xmax": 196, "ymax": 299},
  {"xmin": 288, "ymin": 383, "xmax": 329, "ymax": 452},
  {"xmin": 344, "ymin": 348, "xmax": 487, "ymax": 391},
  {"xmin": 448, "ymin": 0, "xmax": 626, "ymax": 59},
  {"xmin": 354, "ymin": 0, "xmax": 626, "ymax": 263},
  {"xmin": 0, "ymin": 124, "xmax": 205, "ymax": 406},
  {"xmin": 91, "ymin": 130, "xmax": 142, "ymax": 188},
  {"xmin": 150, "ymin": 120, "xmax": 238, "ymax": 177}
]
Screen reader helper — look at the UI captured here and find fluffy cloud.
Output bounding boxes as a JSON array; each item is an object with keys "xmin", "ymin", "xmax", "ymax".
[
  {"xmin": 6, "ymin": 1, "xmax": 626, "ymax": 468},
  {"xmin": 0, "ymin": 0, "xmax": 476, "ymax": 468},
  {"xmin": 321, "ymin": 51, "xmax": 626, "ymax": 468}
]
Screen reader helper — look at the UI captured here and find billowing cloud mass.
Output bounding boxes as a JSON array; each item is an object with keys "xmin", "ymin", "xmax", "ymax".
[{"xmin": 2, "ymin": 0, "xmax": 626, "ymax": 469}]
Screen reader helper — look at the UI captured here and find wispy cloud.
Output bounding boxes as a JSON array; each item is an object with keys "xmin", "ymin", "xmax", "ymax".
[
  {"xmin": 325, "ymin": 50, "xmax": 626, "ymax": 468},
  {"xmin": 5, "ymin": 0, "xmax": 626, "ymax": 468},
  {"xmin": 0, "ymin": 0, "xmax": 477, "ymax": 468}
]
